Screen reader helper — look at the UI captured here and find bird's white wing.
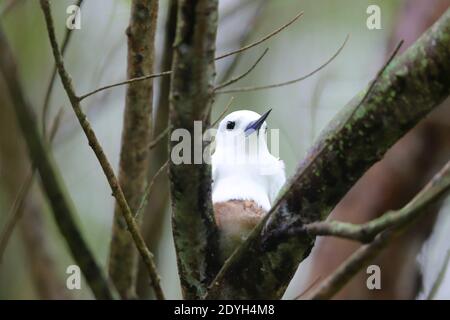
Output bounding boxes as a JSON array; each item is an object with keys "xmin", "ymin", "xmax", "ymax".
[{"xmin": 269, "ymin": 159, "xmax": 286, "ymax": 204}]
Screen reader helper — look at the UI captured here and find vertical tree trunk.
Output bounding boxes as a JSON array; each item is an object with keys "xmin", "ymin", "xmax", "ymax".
[
  {"xmin": 108, "ymin": 0, "xmax": 159, "ymax": 299},
  {"xmin": 0, "ymin": 76, "xmax": 67, "ymax": 299},
  {"xmin": 169, "ymin": 0, "xmax": 220, "ymax": 299},
  {"xmin": 137, "ymin": 0, "xmax": 177, "ymax": 299}
]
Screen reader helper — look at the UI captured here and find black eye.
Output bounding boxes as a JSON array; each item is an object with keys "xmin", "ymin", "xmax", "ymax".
[{"xmin": 226, "ymin": 121, "xmax": 235, "ymax": 130}]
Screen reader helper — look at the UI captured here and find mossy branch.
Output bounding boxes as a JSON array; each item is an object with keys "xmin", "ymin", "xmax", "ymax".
[
  {"xmin": 206, "ymin": 8, "xmax": 450, "ymax": 299},
  {"xmin": 169, "ymin": 0, "xmax": 220, "ymax": 299},
  {"xmin": 308, "ymin": 160, "xmax": 450, "ymax": 299}
]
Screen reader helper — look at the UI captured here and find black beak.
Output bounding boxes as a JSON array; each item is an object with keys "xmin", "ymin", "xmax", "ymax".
[{"xmin": 244, "ymin": 109, "xmax": 272, "ymax": 137}]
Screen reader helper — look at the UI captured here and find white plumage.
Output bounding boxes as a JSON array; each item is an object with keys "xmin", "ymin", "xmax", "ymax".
[
  {"xmin": 212, "ymin": 110, "xmax": 286, "ymax": 211},
  {"xmin": 211, "ymin": 110, "xmax": 286, "ymax": 259}
]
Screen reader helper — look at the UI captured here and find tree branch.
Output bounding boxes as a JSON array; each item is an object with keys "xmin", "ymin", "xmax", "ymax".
[
  {"xmin": 78, "ymin": 71, "xmax": 171, "ymax": 101},
  {"xmin": 41, "ymin": 0, "xmax": 83, "ymax": 136},
  {"xmin": 214, "ymin": 34, "xmax": 349, "ymax": 94},
  {"xmin": 108, "ymin": 0, "xmax": 160, "ymax": 299},
  {"xmin": 427, "ymin": 248, "xmax": 450, "ymax": 299},
  {"xmin": 307, "ymin": 160, "xmax": 450, "ymax": 299},
  {"xmin": 214, "ymin": 11, "xmax": 303, "ymax": 60},
  {"xmin": 0, "ymin": 108, "xmax": 62, "ymax": 263},
  {"xmin": 206, "ymin": 8, "xmax": 450, "ymax": 299},
  {"xmin": 0, "ymin": 24, "xmax": 116, "ymax": 300},
  {"xmin": 213, "ymin": 48, "xmax": 268, "ymax": 91},
  {"xmin": 215, "ymin": 0, "xmax": 268, "ymax": 84},
  {"xmin": 169, "ymin": 0, "xmax": 220, "ymax": 299},
  {"xmin": 39, "ymin": 0, "xmax": 164, "ymax": 300}
]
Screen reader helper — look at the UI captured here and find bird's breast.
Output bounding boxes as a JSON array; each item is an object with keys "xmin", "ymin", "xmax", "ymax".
[{"xmin": 213, "ymin": 200, "xmax": 266, "ymax": 260}]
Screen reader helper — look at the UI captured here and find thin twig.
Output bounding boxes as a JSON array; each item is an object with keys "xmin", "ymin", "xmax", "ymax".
[
  {"xmin": 75, "ymin": 4, "xmax": 279, "ymax": 102},
  {"xmin": 135, "ymin": 160, "xmax": 169, "ymax": 219},
  {"xmin": 148, "ymin": 126, "xmax": 171, "ymax": 150},
  {"xmin": 215, "ymin": 34, "xmax": 349, "ymax": 94},
  {"xmin": 214, "ymin": 11, "xmax": 304, "ymax": 60},
  {"xmin": 0, "ymin": 171, "xmax": 33, "ymax": 263},
  {"xmin": 427, "ymin": 248, "xmax": 450, "ymax": 299},
  {"xmin": 345, "ymin": 40, "xmax": 403, "ymax": 123},
  {"xmin": 41, "ymin": 0, "xmax": 83, "ymax": 136},
  {"xmin": 308, "ymin": 160, "xmax": 450, "ymax": 300},
  {"xmin": 78, "ymin": 71, "xmax": 172, "ymax": 101},
  {"xmin": 302, "ymin": 206, "xmax": 409, "ymax": 243},
  {"xmin": 0, "ymin": 23, "xmax": 117, "ymax": 299},
  {"xmin": 294, "ymin": 275, "xmax": 322, "ymax": 300},
  {"xmin": 211, "ymin": 96, "xmax": 235, "ymax": 127},
  {"xmin": 0, "ymin": 107, "xmax": 64, "ymax": 263},
  {"xmin": 40, "ymin": 0, "xmax": 165, "ymax": 300},
  {"xmin": 214, "ymin": 48, "xmax": 268, "ymax": 91},
  {"xmin": 215, "ymin": 0, "xmax": 269, "ymax": 84}
]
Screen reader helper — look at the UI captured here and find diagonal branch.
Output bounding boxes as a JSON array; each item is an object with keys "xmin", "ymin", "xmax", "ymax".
[
  {"xmin": 307, "ymin": 160, "xmax": 450, "ymax": 299},
  {"xmin": 214, "ymin": 48, "xmax": 268, "ymax": 91},
  {"xmin": 214, "ymin": 34, "xmax": 349, "ymax": 94},
  {"xmin": 0, "ymin": 108, "xmax": 63, "ymax": 263},
  {"xmin": 0, "ymin": 24, "xmax": 116, "ymax": 300},
  {"xmin": 214, "ymin": 11, "xmax": 303, "ymax": 60},
  {"xmin": 39, "ymin": 0, "xmax": 164, "ymax": 300},
  {"xmin": 108, "ymin": 0, "xmax": 160, "ymax": 299},
  {"xmin": 41, "ymin": 0, "xmax": 83, "ymax": 136},
  {"xmin": 78, "ymin": 71, "xmax": 171, "ymax": 101},
  {"xmin": 206, "ymin": 8, "xmax": 450, "ymax": 299}
]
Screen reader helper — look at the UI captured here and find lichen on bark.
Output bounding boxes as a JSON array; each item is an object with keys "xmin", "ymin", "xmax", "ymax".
[
  {"xmin": 169, "ymin": 0, "xmax": 220, "ymax": 299},
  {"xmin": 206, "ymin": 8, "xmax": 450, "ymax": 299}
]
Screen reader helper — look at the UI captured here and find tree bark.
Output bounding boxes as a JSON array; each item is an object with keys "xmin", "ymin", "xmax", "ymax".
[
  {"xmin": 137, "ymin": 0, "xmax": 177, "ymax": 299},
  {"xmin": 207, "ymin": 8, "xmax": 450, "ymax": 299},
  {"xmin": 169, "ymin": 0, "xmax": 220, "ymax": 299},
  {"xmin": 108, "ymin": 0, "xmax": 159, "ymax": 299}
]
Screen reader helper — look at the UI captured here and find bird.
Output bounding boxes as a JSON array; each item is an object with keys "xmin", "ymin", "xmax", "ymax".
[{"xmin": 211, "ymin": 109, "xmax": 286, "ymax": 261}]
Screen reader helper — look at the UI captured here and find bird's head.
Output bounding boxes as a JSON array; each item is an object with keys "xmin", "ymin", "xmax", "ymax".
[{"xmin": 215, "ymin": 109, "xmax": 272, "ymax": 152}]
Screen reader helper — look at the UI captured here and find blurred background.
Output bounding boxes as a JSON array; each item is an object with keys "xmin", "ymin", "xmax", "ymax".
[{"xmin": 0, "ymin": 0, "xmax": 449, "ymax": 299}]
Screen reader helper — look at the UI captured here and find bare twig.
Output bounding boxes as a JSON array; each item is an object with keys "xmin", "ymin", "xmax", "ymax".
[
  {"xmin": 215, "ymin": 0, "xmax": 269, "ymax": 84},
  {"xmin": 215, "ymin": 34, "xmax": 349, "ymax": 94},
  {"xmin": 308, "ymin": 160, "xmax": 450, "ymax": 300},
  {"xmin": 148, "ymin": 126, "xmax": 170, "ymax": 150},
  {"xmin": 40, "ymin": 0, "xmax": 164, "ymax": 300},
  {"xmin": 73, "ymin": 6, "xmax": 296, "ymax": 103},
  {"xmin": 0, "ymin": 108, "xmax": 63, "ymax": 263},
  {"xmin": 303, "ymin": 193, "xmax": 414, "ymax": 243},
  {"xmin": 135, "ymin": 160, "xmax": 169, "ymax": 219},
  {"xmin": 345, "ymin": 40, "xmax": 404, "ymax": 123},
  {"xmin": 214, "ymin": 11, "xmax": 304, "ymax": 60},
  {"xmin": 0, "ymin": 23, "xmax": 116, "ymax": 300},
  {"xmin": 41, "ymin": 0, "xmax": 83, "ymax": 136},
  {"xmin": 0, "ymin": 170, "xmax": 33, "ymax": 263},
  {"xmin": 294, "ymin": 275, "xmax": 322, "ymax": 300},
  {"xmin": 211, "ymin": 96, "xmax": 235, "ymax": 127},
  {"xmin": 214, "ymin": 48, "xmax": 268, "ymax": 91},
  {"xmin": 78, "ymin": 71, "xmax": 171, "ymax": 101},
  {"xmin": 427, "ymin": 248, "xmax": 450, "ymax": 299}
]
